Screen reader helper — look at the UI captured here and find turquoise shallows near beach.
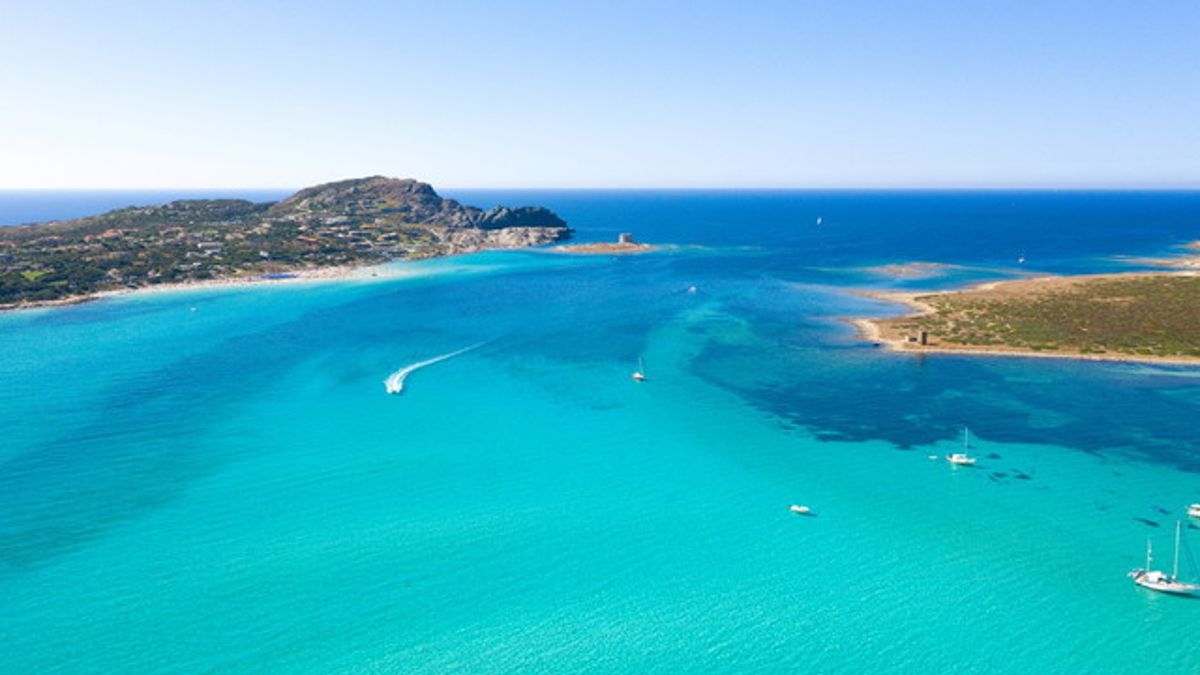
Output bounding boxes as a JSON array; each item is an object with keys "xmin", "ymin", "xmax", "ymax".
[{"xmin": 2, "ymin": 191, "xmax": 1200, "ymax": 673}]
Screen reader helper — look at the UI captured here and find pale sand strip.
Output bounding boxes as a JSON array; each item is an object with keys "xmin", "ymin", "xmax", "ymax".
[
  {"xmin": 0, "ymin": 264, "xmax": 402, "ymax": 313},
  {"xmin": 550, "ymin": 242, "xmax": 660, "ymax": 255}
]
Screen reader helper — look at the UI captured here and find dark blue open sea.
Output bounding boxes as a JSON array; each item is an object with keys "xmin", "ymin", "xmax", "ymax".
[{"xmin": 2, "ymin": 190, "xmax": 1199, "ymax": 673}]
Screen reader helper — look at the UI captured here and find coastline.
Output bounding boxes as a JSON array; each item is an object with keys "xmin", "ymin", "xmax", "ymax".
[
  {"xmin": 0, "ymin": 264, "xmax": 384, "ymax": 313},
  {"xmin": 0, "ymin": 238, "xmax": 558, "ymax": 313},
  {"xmin": 0, "ymin": 176, "xmax": 572, "ymax": 314},
  {"xmin": 851, "ymin": 272, "xmax": 1200, "ymax": 367}
]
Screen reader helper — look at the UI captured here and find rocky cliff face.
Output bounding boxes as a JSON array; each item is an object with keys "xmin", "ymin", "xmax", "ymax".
[{"xmin": 427, "ymin": 225, "xmax": 569, "ymax": 258}]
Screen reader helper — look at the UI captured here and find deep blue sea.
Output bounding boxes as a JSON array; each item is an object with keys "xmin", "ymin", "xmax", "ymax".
[{"xmin": 2, "ymin": 190, "xmax": 1200, "ymax": 673}]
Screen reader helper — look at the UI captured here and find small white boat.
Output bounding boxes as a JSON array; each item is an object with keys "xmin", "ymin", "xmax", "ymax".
[
  {"xmin": 789, "ymin": 504, "xmax": 812, "ymax": 515},
  {"xmin": 687, "ymin": 285, "xmax": 698, "ymax": 294},
  {"xmin": 632, "ymin": 357, "xmax": 646, "ymax": 382},
  {"xmin": 1188, "ymin": 503, "xmax": 1200, "ymax": 519},
  {"xmin": 815, "ymin": 216, "xmax": 823, "ymax": 226},
  {"xmin": 1129, "ymin": 521, "xmax": 1200, "ymax": 595},
  {"xmin": 384, "ymin": 344, "xmax": 482, "ymax": 395},
  {"xmin": 946, "ymin": 427, "xmax": 977, "ymax": 466}
]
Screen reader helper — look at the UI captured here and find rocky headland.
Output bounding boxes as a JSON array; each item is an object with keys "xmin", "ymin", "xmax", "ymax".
[{"xmin": 0, "ymin": 176, "xmax": 572, "ymax": 309}]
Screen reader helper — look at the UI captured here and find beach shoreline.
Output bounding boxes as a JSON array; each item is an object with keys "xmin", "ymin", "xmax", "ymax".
[{"xmin": 0, "ymin": 264, "xmax": 385, "ymax": 313}]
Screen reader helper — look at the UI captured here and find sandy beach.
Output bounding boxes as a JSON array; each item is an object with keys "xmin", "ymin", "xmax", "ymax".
[{"xmin": 0, "ymin": 264, "xmax": 397, "ymax": 313}]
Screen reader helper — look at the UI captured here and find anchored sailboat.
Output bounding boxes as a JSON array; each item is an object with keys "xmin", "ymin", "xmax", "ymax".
[
  {"xmin": 947, "ymin": 427, "xmax": 977, "ymax": 466},
  {"xmin": 631, "ymin": 357, "xmax": 646, "ymax": 382},
  {"xmin": 1128, "ymin": 520, "xmax": 1200, "ymax": 595}
]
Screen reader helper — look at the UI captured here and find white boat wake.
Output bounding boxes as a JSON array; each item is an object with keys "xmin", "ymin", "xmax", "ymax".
[{"xmin": 384, "ymin": 343, "xmax": 483, "ymax": 395}]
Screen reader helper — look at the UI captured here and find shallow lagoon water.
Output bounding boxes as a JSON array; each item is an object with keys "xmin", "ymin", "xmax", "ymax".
[{"xmin": 2, "ymin": 191, "xmax": 1199, "ymax": 673}]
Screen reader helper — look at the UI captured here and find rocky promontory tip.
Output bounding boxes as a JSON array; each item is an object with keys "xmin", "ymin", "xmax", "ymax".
[{"xmin": 0, "ymin": 176, "xmax": 571, "ymax": 309}]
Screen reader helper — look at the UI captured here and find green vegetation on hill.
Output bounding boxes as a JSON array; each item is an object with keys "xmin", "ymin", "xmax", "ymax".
[
  {"xmin": 887, "ymin": 275, "xmax": 1200, "ymax": 359},
  {"xmin": 0, "ymin": 177, "xmax": 569, "ymax": 307}
]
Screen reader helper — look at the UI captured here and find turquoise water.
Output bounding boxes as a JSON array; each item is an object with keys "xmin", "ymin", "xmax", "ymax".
[{"xmin": 2, "ymin": 192, "xmax": 1200, "ymax": 673}]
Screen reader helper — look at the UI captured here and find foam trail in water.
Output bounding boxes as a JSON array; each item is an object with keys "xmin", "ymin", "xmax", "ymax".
[{"xmin": 384, "ymin": 343, "xmax": 483, "ymax": 395}]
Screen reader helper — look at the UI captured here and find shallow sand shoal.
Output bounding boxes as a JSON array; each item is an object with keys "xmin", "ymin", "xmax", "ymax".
[{"xmin": 551, "ymin": 242, "xmax": 659, "ymax": 255}]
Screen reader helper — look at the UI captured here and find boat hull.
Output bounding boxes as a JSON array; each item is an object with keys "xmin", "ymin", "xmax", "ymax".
[{"xmin": 1129, "ymin": 570, "xmax": 1200, "ymax": 595}]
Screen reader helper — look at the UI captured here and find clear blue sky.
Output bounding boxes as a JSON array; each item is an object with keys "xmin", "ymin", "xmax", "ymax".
[{"xmin": 2, "ymin": 1, "xmax": 1197, "ymax": 189}]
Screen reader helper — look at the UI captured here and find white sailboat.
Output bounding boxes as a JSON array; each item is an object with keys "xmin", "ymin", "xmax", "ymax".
[
  {"xmin": 947, "ymin": 427, "xmax": 977, "ymax": 466},
  {"xmin": 1128, "ymin": 520, "xmax": 1200, "ymax": 595},
  {"xmin": 631, "ymin": 357, "xmax": 646, "ymax": 382},
  {"xmin": 1188, "ymin": 503, "xmax": 1200, "ymax": 519}
]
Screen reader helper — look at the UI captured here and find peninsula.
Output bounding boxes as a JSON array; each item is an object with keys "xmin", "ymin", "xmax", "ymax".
[
  {"xmin": 857, "ymin": 272, "xmax": 1200, "ymax": 364},
  {"xmin": 0, "ymin": 177, "xmax": 571, "ymax": 309}
]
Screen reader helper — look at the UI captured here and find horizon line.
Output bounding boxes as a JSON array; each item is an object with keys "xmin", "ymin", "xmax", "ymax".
[{"xmin": 3, "ymin": 184, "xmax": 1200, "ymax": 193}]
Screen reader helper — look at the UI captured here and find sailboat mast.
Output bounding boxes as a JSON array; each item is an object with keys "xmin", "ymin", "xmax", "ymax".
[
  {"xmin": 1174, "ymin": 520, "xmax": 1181, "ymax": 580},
  {"xmin": 1146, "ymin": 538, "xmax": 1152, "ymax": 570}
]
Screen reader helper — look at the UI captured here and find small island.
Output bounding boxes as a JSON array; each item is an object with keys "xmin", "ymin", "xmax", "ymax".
[
  {"xmin": 0, "ymin": 176, "xmax": 571, "ymax": 309},
  {"xmin": 857, "ymin": 272, "xmax": 1200, "ymax": 364},
  {"xmin": 553, "ymin": 232, "xmax": 657, "ymax": 255}
]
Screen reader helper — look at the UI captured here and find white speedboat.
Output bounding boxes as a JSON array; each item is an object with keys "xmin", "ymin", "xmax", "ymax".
[
  {"xmin": 1129, "ymin": 521, "xmax": 1200, "ymax": 595},
  {"xmin": 789, "ymin": 504, "xmax": 812, "ymax": 515},
  {"xmin": 946, "ymin": 427, "xmax": 977, "ymax": 466}
]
